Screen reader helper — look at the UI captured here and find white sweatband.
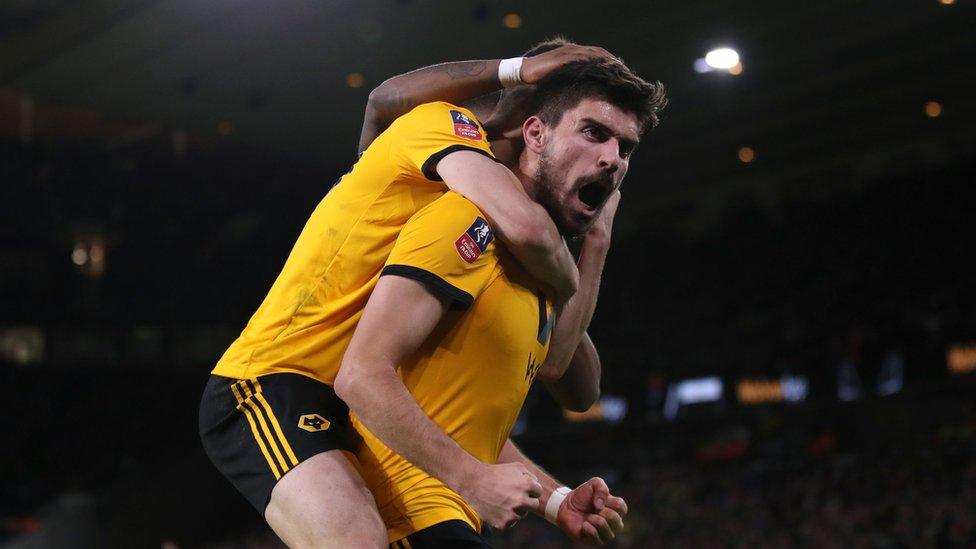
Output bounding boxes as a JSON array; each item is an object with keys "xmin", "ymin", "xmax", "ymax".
[
  {"xmin": 545, "ymin": 486, "xmax": 572, "ymax": 524},
  {"xmin": 498, "ymin": 57, "xmax": 525, "ymax": 88}
]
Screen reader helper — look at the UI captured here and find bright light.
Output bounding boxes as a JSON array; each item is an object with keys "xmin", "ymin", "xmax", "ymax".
[
  {"xmin": 738, "ymin": 146, "xmax": 756, "ymax": 163},
  {"xmin": 939, "ymin": 0, "xmax": 955, "ymax": 5},
  {"xmin": 346, "ymin": 73, "xmax": 364, "ymax": 89},
  {"xmin": 948, "ymin": 343, "xmax": 976, "ymax": 374},
  {"xmin": 728, "ymin": 62, "xmax": 743, "ymax": 75},
  {"xmin": 664, "ymin": 377, "xmax": 723, "ymax": 420},
  {"xmin": 925, "ymin": 101, "xmax": 942, "ymax": 118},
  {"xmin": 502, "ymin": 13, "xmax": 522, "ymax": 29},
  {"xmin": 693, "ymin": 58, "xmax": 712, "ymax": 74},
  {"xmin": 705, "ymin": 48, "xmax": 740, "ymax": 70},
  {"xmin": 71, "ymin": 246, "xmax": 88, "ymax": 266}
]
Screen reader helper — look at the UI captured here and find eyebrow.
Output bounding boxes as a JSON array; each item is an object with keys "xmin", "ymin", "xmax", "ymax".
[{"xmin": 580, "ymin": 117, "xmax": 640, "ymax": 151}]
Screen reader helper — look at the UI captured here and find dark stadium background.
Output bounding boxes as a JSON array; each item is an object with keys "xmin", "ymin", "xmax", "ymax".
[{"xmin": 2, "ymin": 1, "xmax": 974, "ymax": 547}]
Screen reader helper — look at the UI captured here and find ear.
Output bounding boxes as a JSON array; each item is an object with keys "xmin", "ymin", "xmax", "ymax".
[{"xmin": 522, "ymin": 116, "xmax": 547, "ymax": 154}]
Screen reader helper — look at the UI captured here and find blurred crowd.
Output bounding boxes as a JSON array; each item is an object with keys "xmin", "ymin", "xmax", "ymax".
[{"xmin": 500, "ymin": 399, "xmax": 976, "ymax": 548}]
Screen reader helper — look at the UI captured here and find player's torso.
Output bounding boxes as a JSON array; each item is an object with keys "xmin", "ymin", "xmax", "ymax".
[
  {"xmin": 354, "ymin": 254, "xmax": 554, "ymax": 539},
  {"xmin": 212, "ymin": 127, "xmax": 446, "ymax": 383}
]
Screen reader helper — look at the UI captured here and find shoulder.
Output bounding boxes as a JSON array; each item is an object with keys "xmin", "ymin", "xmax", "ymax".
[
  {"xmin": 410, "ymin": 192, "xmax": 499, "ymax": 261},
  {"xmin": 394, "ymin": 102, "xmax": 484, "ymax": 132}
]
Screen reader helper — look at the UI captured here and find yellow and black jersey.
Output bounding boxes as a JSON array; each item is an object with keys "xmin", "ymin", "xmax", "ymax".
[
  {"xmin": 351, "ymin": 192, "xmax": 555, "ymax": 543},
  {"xmin": 212, "ymin": 102, "xmax": 495, "ymax": 384}
]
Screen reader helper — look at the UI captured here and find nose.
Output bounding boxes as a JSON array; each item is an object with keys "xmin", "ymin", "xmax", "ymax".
[{"xmin": 597, "ymin": 140, "xmax": 621, "ymax": 173}]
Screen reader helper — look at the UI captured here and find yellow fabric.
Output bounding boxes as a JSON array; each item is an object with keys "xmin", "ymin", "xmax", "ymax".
[
  {"xmin": 352, "ymin": 193, "xmax": 554, "ymax": 542},
  {"xmin": 211, "ymin": 102, "xmax": 493, "ymax": 384}
]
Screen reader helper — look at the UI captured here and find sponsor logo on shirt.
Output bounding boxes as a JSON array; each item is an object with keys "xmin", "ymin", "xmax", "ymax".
[
  {"xmin": 455, "ymin": 216, "xmax": 493, "ymax": 263},
  {"xmin": 451, "ymin": 110, "xmax": 483, "ymax": 141}
]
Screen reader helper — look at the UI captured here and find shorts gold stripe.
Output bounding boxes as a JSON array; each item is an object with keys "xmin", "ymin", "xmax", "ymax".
[
  {"xmin": 239, "ymin": 380, "xmax": 291, "ymax": 474},
  {"xmin": 402, "ymin": 538, "xmax": 412, "ymax": 549},
  {"xmin": 230, "ymin": 382, "xmax": 282, "ymax": 480},
  {"xmin": 251, "ymin": 378, "xmax": 299, "ymax": 467}
]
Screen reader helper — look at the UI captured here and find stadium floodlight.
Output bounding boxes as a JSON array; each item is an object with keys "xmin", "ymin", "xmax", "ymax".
[
  {"xmin": 664, "ymin": 376, "xmax": 723, "ymax": 420},
  {"xmin": 694, "ymin": 47, "xmax": 743, "ymax": 74},
  {"xmin": 705, "ymin": 48, "xmax": 740, "ymax": 70}
]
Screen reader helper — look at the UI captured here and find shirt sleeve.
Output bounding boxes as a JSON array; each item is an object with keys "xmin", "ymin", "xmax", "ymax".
[
  {"xmin": 391, "ymin": 102, "xmax": 498, "ymax": 182},
  {"xmin": 381, "ymin": 192, "xmax": 499, "ymax": 309}
]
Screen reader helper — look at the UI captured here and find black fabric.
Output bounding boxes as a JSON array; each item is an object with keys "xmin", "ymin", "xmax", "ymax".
[
  {"xmin": 382, "ymin": 264, "xmax": 474, "ymax": 309},
  {"xmin": 198, "ymin": 373, "xmax": 356, "ymax": 513},
  {"xmin": 391, "ymin": 519, "xmax": 494, "ymax": 549},
  {"xmin": 420, "ymin": 144, "xmax": 498, "ymax": 181}
]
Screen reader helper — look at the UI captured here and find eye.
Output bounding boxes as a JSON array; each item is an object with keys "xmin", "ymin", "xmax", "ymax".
[
  {"xmin": 619, "ymin": 140, "xmax": 638, "ymax": 158},
  {"xmin": 583, "ymin": 126, "xmax": 606, "ymax": 140}
]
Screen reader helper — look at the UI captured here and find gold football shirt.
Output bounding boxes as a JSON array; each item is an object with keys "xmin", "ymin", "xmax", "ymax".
[
  {"xmin": 212, "ymin": 103, "xmax": 494, "ymax": 383},
  {"xmin": 351, "ymin": 192, "xmax": 555, "ymax": 542}
]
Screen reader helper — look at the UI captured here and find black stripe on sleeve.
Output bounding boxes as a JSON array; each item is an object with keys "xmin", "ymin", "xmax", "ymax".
[
  {"xmin": 421, "ymin": 144, "xmax": 499, "ymax": 182},
  {"xmin": 381, "ymin": 265, "xmax": 474, "ymax": 310}
]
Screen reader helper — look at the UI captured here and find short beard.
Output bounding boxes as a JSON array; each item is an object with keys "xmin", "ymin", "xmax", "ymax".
[{"xmin": 533, "ymin": 152, "xmax": 588, "ymax": 238}]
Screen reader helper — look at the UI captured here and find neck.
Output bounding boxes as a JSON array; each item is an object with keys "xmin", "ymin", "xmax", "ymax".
[{"xmin": 512, "ymin": 152, "xmax": 542, "ymax": 202}]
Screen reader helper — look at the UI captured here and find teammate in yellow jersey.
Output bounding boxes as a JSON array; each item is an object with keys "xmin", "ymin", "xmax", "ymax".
[
  {"xmin": 199, "ymin": 38, "xmax": 666, "ymax": 547},
  {"xmin": 334, "ymin": 57, "xmax": 666, "ymax": 547}
]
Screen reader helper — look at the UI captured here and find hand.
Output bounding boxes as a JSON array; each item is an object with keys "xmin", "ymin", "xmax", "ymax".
[
  {"xmin": 586, "ymin": 190, "xmax": 621, "ymax": 245},
  {"xmin": 555, "ymin": 477, "xmax": 628, "ymax": 545},
  {"xmin": 459, "ymin": 462, "xmax": 543, "ymax": 530},
  {"xmin": 521, "ymin": 44, "xmax": 617, "ymax": 84}
]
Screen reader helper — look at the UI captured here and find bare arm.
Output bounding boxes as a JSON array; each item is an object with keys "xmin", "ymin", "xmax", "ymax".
[
  {"xmin": 334, "ymin": 275, "xmax": 542, "ymax": 529},
  {"xmin": 359, "ymin": 44, "xmax": 616, "ymax": 153},
  {"xmin": 537, "ymin": 192, "xmax": 619, "ymax": 408},
  {"xmin": 544, "ymin": 333, "xmax": 601, "ymax": 412},
  {"xmin": 436, "ymin": 150, "xmax": 579, "ymax": 301},
  {"xmin": 359, "ymin": 60, "xmax": 500, "ymax": 154},
  {"xmin": 498, "ymin": 439, "xmax": 627, "ymax": 545}
]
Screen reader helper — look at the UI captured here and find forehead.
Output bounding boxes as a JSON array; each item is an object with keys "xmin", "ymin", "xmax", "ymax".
[{"xmin": 559, "ymin": 97, "xmax": 640, "ymax": 141}]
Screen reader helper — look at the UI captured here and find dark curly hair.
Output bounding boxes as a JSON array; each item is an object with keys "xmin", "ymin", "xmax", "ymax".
[{"xmin": 529, "ymin": 58, "xmax": 668, "ymax": 134}]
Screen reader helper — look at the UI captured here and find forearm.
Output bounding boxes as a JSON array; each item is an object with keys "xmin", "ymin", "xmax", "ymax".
[
  {"xmin": 539, "ymin": 233, "xmax": 610, "ymax": 381},
  {"xmin": 498, "ymin": 439, "xmax": 562, "ymax": 515},
  {"xmin": 339, "ymin": 364, "xmax": 481, "ymax": 492},
  {"xmin": 544, "ymin": 333, "xmax": 600, "ymax": 412},
  {"xmin": 436, "ymin": 152, "xmax": 580, "ymax": 299},
  {"xmin": 359, "ymin": 59, "xmax": 501, "ymax": 153},
  {"xmin": 486, "ymin": 205, "xmax": 579, "ymax": 301}
]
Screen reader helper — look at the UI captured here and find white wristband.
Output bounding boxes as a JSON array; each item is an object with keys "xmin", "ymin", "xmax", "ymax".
[
  {"xmin": 498, "ymin": 57, "xmax": 525, "ymax": 88},
  {"xmin": 545, "ymin": 486, "xmax": 572, "ymax": 524}
]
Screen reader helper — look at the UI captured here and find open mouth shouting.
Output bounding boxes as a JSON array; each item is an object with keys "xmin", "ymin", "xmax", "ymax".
[{"xmin": 575, "ymin": 176, "xmax": 613, "ymax": 217}]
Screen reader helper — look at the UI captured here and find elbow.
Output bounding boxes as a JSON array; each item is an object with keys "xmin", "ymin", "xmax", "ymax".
[
  {"xmin": 536, "ymin": 362, "xmax": 563, "ymax": 385},
  {"xmin": 564, "ymin": 386, "xmax": 600, "ymax": 413},
  {"xmin": 333, "ymin": 363, "xmax": 362, "ymax": 409},
  {"xmin": 537, "ymin": 366, "xmax": 600, "ymax": 412},
  {"xmin": 366, "ymin": 83, "xmax": 397, "ymax": 117}
]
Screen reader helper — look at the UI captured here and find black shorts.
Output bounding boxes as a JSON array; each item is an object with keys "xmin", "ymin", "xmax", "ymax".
[
  {"xmin": 198, "ymin": 372, "xmax": 355, "ymax": 513},
  {"xmin": 390, "ymin": 520, "xmax": 494, "ymax": 549}
]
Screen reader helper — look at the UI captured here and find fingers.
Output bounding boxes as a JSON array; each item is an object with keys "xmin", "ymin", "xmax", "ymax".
[
  {"xmin": 527, "ymin": 479, "xmax": 543, "ymax": 498},
  {"xmin": 586, "ymin": 512, "xmax": 614, "ymax": 545},
  {"xmin": 588, "ymin": 477, "xmax": 610, "ymax": 511},
  {"xmin": 600, "ymin": 506, "xmax": 624, "ymax": 533},
  {"xmin": 516, "ymin": 497, "xmax": 539, "ymax": 518},
  {"xmin": 605, "ymin": 495, "xmax": 628, "ymax": 516},
  {"xmin": 581, "ymin": 521, "xmax": 603, "ymax": 545}
]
